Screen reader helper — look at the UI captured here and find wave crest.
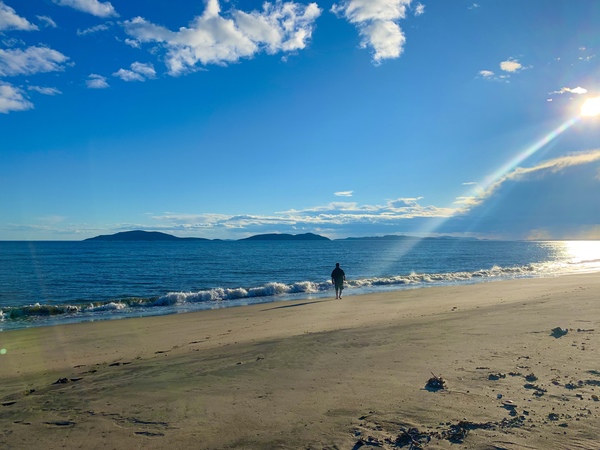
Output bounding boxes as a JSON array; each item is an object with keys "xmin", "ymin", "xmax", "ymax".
[{"xmin": 0, "ymin": 262, "xmax": 558, "ymax": 324}]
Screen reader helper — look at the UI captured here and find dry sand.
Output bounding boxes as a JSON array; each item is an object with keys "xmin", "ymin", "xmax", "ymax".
[{"xmin": 1, "ymin": 273, "xmax": 600, "ymax": 449}]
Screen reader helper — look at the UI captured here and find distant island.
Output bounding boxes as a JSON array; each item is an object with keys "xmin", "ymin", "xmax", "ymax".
[
  {"xmin": 84, "ymin": 230, "xmax": 210, "ymax": 241},
  {"xmin": 240, "ymin": 233, "xmax": 330, "ymax": 241},
  {"xmin": 84, "ymin": 230, "xmax": 478, "ymax": 242},
  {"xmin": 84, "ymin": 230, "xmax": 330, "ymax": 242}
]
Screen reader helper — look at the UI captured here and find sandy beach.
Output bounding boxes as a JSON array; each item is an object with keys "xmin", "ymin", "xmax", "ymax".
[{"xmin": 1, "ymin": 273, "xmax": 599, "ymax": 449}]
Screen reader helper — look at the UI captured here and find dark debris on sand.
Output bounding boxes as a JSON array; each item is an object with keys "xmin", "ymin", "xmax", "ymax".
[
  {"xmin": 425, "ymin": 373, "xmax": 446, "ymax": 391},
  {"xmin": 353, "ymin": 417, "xmax": 527, "ymax": 449}
]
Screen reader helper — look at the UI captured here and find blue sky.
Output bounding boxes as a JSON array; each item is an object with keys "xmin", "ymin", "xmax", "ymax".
[{"xmin": 1, "ymin": 0, "xmax": 599, "ymax": 240}]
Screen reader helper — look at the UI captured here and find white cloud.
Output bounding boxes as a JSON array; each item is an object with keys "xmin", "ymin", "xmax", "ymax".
[
  {"xmin": 331, "ymin": 0, "xmax": 411, "ymax": 63},
  {"xmin": 2, "ymin": 37, "xmax": 24, "ymax": 47},
  {"xmin": 113, "ymin": 62, "xmax": 156, "ymax": 81},
  {"xmin": 130, "ymin": 62, "xmax": 156, "ymax": 78},
  {"xmin": 550, "ymin": 86, "xmax": 588, "ymax": 95},
  {"xmin": 113, "ymin": 68, "xmax": 144, "ymax": 82},
  {"xmin": 37, "ymin": 15, "xmax": 57, "ymax": 28},
  {"xmin": 467, "ymin": 3, "xmax": 480, "ymax": 9},
  {"xmin": 335, "ymin": 191, "xmax": 354, "ymax": 197},
  {"xmin": 500, "ymin": 58, "xmax": 522, "ymax": 73},
  {"xmin": 0, "ymin": 82, "xmax": 33, "ymax": 113},
  {"xmin": 280, "ymin": 197, "xmax": 455, "ymax": 220},
  {"xmin": 28, "ymin": 85, "xmax": 62, "ymax": 95},
  {"xmin": 477, "ymin": 69, "xmax": 509, "ymax": 82},
  {"xmin": 124, "ymin": 38, "xmax": 141, "ymax": 48},
  {"xmin": 123, "ymin": 0, "xmax": 321, "ymax": 76},
  {"xmin": 0, "ymin": 1, "xmax": 38, "ymax": 31},
  {"xmin": 0, "ymin": 46, "xmax": 69, "ymax": 77},
  {"xmin": 462, "ymin": 181, "xmax": 477, "ymax": 186},
  {"xmin": 77, "ymin": 23, "xmax": 111, "ymax": 35},
  {"xmin": 52, "ymin": 0, "xmax": 118, "ymax": 18},
  {"xmin": 454, "ymin": 196, "xmax": 477, "ymax": 206},
  {"xmin": 146, "ymin": 196, "xmax": 458, "ymax": 237},
  {"xmin": 414, "ymin": 3, "xmax": 425, "ymax": 16},
  {"xmin": 479, "ymin": 59, "xmax": 526, "ymax": 81},
  {"xmin": 86, "ymin": 73, "xmax": 109, "ymax": 88}
]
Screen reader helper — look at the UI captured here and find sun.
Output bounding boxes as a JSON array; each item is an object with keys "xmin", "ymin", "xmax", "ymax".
[{"xmin": 580, "ymin": 96, "xmax": 600, "ymax": 117}]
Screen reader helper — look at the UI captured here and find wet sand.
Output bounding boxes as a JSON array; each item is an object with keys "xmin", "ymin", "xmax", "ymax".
[{"xmin": 1, "ymin": 273, "xmax": 599, "ymax": 449}]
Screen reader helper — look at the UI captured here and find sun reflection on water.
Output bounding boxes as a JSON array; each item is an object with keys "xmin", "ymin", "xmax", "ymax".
[{"xmin": 555, "ymin": 240, "xmax": 600, "ymax": 267}]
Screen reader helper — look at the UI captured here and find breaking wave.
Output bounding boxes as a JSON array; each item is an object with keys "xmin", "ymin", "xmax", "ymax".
[{"xmin": 0, "ymin": 263, "xmax": 551, "ymax": 326}]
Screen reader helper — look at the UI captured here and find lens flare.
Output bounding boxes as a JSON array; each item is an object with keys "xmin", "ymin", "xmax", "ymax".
[
  {"xmin": 477, "ymin": 117, "xmax": 578, "ymax": 194},
  {"xmin": 581, "ymin": 96, "xmax": 600, "ymax": 117}
]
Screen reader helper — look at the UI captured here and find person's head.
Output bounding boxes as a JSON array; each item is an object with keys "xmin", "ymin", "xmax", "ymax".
[{"xmin": 336, "ymin": 263, "xmax": 340, "ymax": 268}]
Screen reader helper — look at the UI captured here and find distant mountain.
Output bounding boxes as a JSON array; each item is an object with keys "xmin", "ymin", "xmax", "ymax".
[
  {"xmin": 84, "ymin": 230, "xmax": 209, "ymax": 241},
  {"xmin": 84, "ymin": 230, "xmax": 476, "ymax": 242},
  {"xmin": 241, "ymin": 233, "xmax": 330, "ymax": 241}
]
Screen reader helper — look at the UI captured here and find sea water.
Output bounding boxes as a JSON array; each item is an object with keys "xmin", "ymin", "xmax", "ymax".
[{"xmin": 1, "ymin": 239, "xmax": 599, "ymax": 330}]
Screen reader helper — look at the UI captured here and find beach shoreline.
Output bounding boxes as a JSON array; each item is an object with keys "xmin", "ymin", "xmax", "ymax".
[{"xmin": 1, "ymin": 273, "xmax": 599, "ymax": 449}]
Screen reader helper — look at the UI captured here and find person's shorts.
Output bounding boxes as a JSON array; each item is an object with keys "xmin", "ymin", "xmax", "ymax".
[{"xmin": 335, "ymin": 281, "xmax": 344, "ymax": 290}]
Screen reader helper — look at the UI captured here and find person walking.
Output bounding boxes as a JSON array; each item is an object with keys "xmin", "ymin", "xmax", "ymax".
[{"xmin": 331, "ymin": 263, "xmax": 346, "ymax": 299}]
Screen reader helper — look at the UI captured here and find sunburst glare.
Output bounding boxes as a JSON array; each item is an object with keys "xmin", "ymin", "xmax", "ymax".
[{"xmin": 581, "ymin": 96, "xmax": 600, "ymax": 117}]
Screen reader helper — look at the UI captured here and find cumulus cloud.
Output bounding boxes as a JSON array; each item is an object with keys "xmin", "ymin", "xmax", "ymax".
[
  {"xmin": 479, "ymin": 58, "xmax": 527, "ymax": 82},
  {"xmin": 0, "ymin": 46, "xmax": 69, "ymax": 77},
  {"xmin": 331, "ymin": 0, "xmax": 411, "ymax": 63},
  {"xmin": 500, "ymin": 58, "xmax": 523, "ymax": 73},
  {"xmin": 335, "ymin": 191, "xmax": 354, "ymax": 197},
  {"xmin": 550, "ymin": 86, "xmax": 588, "ymax": 95},
  {"xmin": 113, "ymin": 62, "xmax": 156, "ymax": 81},
  {"xmin": 0, "ymin": 82, "xmax": 33, "ymax": 113},
  {"xmin": 414, "ymin": 3, "xmax": 425, "ymax": 16},
  {"xmin": 52, "ymin": 0, "xmax": 118, "ymax": 18},
  {"xmin": 0, "ymin": 1, "xmax": 38, "ymax": 31},
  {"xmin": 122, "ymin": 0, "xmax": 321, "ymax": 76},
  {"xmin": 86, "ymin": 73, "xmax": 109, "ymax": 88},
  {"xmin": 28, "ymin": 85, "xmax": 62, "ymax": 95}
]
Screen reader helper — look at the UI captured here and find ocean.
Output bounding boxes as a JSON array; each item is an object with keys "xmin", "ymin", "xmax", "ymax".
[{"xmin": 1, "ymin": 239, "xmax": 600, "ymax": 331}]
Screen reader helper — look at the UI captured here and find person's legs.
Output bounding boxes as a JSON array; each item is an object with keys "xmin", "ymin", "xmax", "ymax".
[{"xmin": 335, "ymin": 282, "xmax": 343, "ymax": 299}]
